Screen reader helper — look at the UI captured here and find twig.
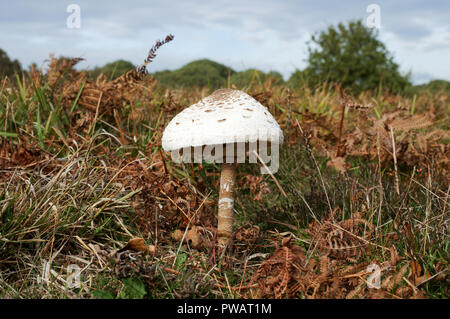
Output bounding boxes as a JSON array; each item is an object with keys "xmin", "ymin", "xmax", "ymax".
[
  {"xmin": 113, "ymin": 109, "xmax": 127, "ymax": 145},
  {"xmin": 389, "ymin": 126, "xmax": 400, "ymax": 195},
  {"xmin": 337, "ymin": 85, "xmax": 346, "ymax": 157},
  {"xmin": 253, "ymin": 150, "xmax": 287, "ymax": 198},
  {"xmin": 295, "ymin": 119, "xmax": 333, "ymax": 215},
  {"xmin": 416, "ymin": 269, "xmax": 448, "ymax": 287},
  {"xmin": 213, "ymin": 283, "xmax": 259, "ymax": 291},
  {"xmin": 88, "ymin": 91, "xmax": 103, "ymax": 136}
]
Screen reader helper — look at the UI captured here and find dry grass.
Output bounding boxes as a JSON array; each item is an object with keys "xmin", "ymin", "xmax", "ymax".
[{"xmin": 0, "ymin": 47, "xmax": 448, "ymax": 298}]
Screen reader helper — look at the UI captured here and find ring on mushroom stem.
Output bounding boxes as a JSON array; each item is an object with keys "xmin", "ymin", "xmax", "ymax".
[{"xmin": 161, "ymin": 88, "xmax": 283, "ymax": 249}]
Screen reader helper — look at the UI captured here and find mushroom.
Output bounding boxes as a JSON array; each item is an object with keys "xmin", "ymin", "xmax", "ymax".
[{"xmin": 162, "ymin": 89, "xmax": 283, "ymax": 249}]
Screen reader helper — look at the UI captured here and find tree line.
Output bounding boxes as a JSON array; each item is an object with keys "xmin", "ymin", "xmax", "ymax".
[{"xmin": 2, "ymin": 20, "xmax": 449, "ymax": 94}]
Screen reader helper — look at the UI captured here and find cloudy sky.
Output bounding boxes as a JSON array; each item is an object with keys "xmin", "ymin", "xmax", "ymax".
[{"xmin": 1, "ymin": 0, "xmax": 449, "ymax": 84}]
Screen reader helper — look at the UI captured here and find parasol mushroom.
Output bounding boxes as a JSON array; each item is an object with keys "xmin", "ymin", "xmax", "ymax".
[{"xmin": 162, "ymin": 89, "xmax": 283, "ymax": 249}]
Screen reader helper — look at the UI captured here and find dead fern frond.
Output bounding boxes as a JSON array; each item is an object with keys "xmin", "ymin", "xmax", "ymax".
[
  {"xmin": 136, "ymin": 34, "xmax": 175, "ymax": 76},
  {"xmin": 308, "ymin": 208, "xmax": 374, "ymax": 262},
  {"xmin": 389, "ymin": 113, "xmax": 434, "ymax": 132}
]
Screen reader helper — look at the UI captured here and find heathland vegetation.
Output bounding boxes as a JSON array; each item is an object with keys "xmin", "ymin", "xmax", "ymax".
[{"xmin": 0, "ymin": 21, "xmax": 448, "ymax": 299}]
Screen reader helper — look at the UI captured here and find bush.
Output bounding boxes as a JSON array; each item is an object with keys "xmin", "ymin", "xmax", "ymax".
[
  {"xmin": 416, "ymin": 79, "xmax": 450, "ymax": 93},
  {"xmin": 88, "ymin": 60, "xmax": 135, "ymax": 80},
  {"xmin": 152, "ymin": 59, "xmax": 233, "ymax": 89},
  {"xmin": 300, "ymin": 20, "xmax": 411, "ymax": 94},
  {"xmin": 0, "ymin": 49, "xmax": 22, "ymax": 78},
  {"xmin": 231, "ymin": 69, "xmax": 284, "ymax": 89}
]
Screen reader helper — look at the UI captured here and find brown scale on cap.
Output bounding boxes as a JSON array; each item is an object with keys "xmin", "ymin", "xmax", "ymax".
[
  {"xmin": 203, "ymin": 88, "xmax": 242, "ymax": 105},
  {"xmin": 161, "ymin": 88, "xmax": 284, "ymax": 252}
]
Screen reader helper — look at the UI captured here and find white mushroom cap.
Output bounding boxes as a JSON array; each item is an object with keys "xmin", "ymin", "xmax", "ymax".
[{"xmin": 162, "ymin": 89, "xmax": 284, "ymax": 152}]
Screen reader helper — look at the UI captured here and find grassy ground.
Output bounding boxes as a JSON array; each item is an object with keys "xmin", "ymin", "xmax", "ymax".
[{"xmin": 0, "ymin": 57, "xmax": 448, "ymax": 299}]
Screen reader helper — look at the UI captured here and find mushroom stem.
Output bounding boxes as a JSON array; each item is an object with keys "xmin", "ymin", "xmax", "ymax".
[{"xmin": 217, "ymin": 163, "xmax": 236, "ymax": 248}]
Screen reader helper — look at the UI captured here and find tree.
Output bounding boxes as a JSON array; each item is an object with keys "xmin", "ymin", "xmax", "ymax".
[
  {"xmin": 302, "ymin": 20, "xmax": 411, "ymax": 93},
  {"xmin": 88, "ymin": 59, "xmax": 135, "ymax": 80},
  {"xmin": 0, "ymin": 49, "xmax": 22, "ymax": 78},
  {"xmin": 288, "ymin": 69, "xmax": 312, "ymax": 89},
  {"xmin": 231, "ymin": 69, "xmax": 284, "ymax": 88},
  {"xmin": 416, "ymin": 79, "xmax": 450, "ymax": 93},
  {"xmin": 152, "ymin": 59, "xmax": 233, "ymax": 89}
]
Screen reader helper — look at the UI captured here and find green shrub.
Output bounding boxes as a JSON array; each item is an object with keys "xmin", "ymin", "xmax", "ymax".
[
  {"xmin": 152, "ymin": 59, "xmax": 233, "ymax": 89},
  {"xmin": 299, "ymin": 20, "xmax": 411, "ymax": 94},
  {"xmin": 88, "ymin": 59, "xmax": 135, "ymax": 80},
  {"xmin": 0, "ymin": 48, "xmax": 22, "ymax": 78},
  {"xmin": 231, "ymin": 69, "xmax": 284, "ymax": 89}
]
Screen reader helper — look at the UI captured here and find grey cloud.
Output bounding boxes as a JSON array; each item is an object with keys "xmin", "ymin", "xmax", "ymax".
[
  {"xmin": 412, "ymin": 71, "xmax": 436, "ymax": 85},
  {"xmin": 0, "ymin": 0, "xmax": 449, "ymax": 83}
]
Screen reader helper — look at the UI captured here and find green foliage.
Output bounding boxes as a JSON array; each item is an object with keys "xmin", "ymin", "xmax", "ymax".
[
  {"xmin": 0, "ymin": 48, "xmax": 22, "ymax": 78},
  {"xmin": 91, "ymin": 289, "xmax": 115, "ymax": 299},
  {"xmin": 230, "ymin": 69, "xmax": 284, "ymax": 89},
  {"xmin": 287, "ymin": 69, "xmax": 312, "ymax": 89},
  {"xmin": 175, "ymin": 252, "xmax": 188, "ymax": 271},
  {"xmin": 415, "ymin": 79, "xmax": 450, "ymax": 93},
  {"xmin": 301, "ymin": 20, "xmax": 411, "ymax": 94},
  {"xmin": 92, "ymin": 277, "xmax": 147, "ymax": 299},
  {"xmin": 153, "ymin": 59, "xmax": 233, "ymax": 89},
  {"xmin": 88, "ymin": 59, "xmax": 135, "ymax": 80},
  {"xmin": 118, "ymin": 277, "xmax": 147, "ymax": 299},
  {"xmin": 153, "ymin": 60, "xmax": 285, "ymax": 89}
]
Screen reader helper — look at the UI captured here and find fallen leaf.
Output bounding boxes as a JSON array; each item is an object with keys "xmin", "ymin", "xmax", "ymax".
[
  {"xmin": 235, "ymin": 225, "xmax": 260, "ymax": 244},
  {"xmin": 119, "ymin": 238, "xmax": 156, "ymax": 254},
  {"xmin": 389, "ymin": 246, "xmax": 402, "ymax": 267},
  {"xmin": 327, "ymin": 156, "xmax": 347, "ymax": 174},
  {"xmin": 415, "ymin": 272, "xmax": 431, "ymax": 286},
  {"xmin": 171, "ymin": 226, "xmax": 214, "ymax": 249},
  {"xmin": 409, "ymin": 260, "xmax": 422, "ymax": 282},
  {"xmin": 171, "ymin": 229, "xmax": 184, "ymax": 241}
]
